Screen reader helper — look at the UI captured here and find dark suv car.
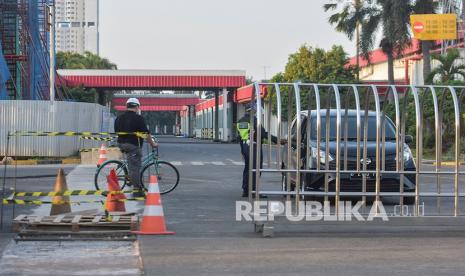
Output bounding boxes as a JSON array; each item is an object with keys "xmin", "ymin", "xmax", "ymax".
[{"xmin": 282, "ymin": 109, "xmax": 416, "ymax": 199}]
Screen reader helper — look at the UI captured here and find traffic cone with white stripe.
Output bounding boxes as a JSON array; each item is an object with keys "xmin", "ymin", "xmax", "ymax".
[
  {"xmin": 97, "ymin": 143, "xmax": 108, "ymax": 167},
  {"xmin": 132, "ymin": 175, "xmax": 174, "ymax": 235},
  {"xmin": 105, "ymin": 169, "xmax": 126, "ymax": 212}
]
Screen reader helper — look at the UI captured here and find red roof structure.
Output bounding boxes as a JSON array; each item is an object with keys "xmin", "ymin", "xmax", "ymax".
[{"xmin": 57, "ymin": 69, "xmax": 246, "ymax": 90}]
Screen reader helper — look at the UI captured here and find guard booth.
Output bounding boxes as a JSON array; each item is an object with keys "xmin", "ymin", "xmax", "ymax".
[
  {"xmin": 190, "ymin": 84, "xmax": 269, "ymax": 142},
  {"xmin": 242, "ymin": 82, "xmax": 465, "ymax": 237}
]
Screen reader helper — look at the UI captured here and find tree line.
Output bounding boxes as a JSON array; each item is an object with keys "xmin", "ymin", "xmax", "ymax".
[{"xmin": 56, "ymin": 51, "xmax": 117, "ymax": 103}]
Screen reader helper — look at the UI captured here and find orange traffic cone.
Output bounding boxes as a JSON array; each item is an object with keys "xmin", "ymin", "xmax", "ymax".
[
  {"xmin": 105, "ymin": 169, "xmax": 126, "ymax": 212},
  {"xmin": 50, "ymin": 168, "xmax": 72, "ymax": 215},
  {"xmin": 132, "ymin": 175, "xmax": 174, "ymax": 235},
  {"xmin": 97, "ymin": 143, "xmax": 108, "ymax": 167}
]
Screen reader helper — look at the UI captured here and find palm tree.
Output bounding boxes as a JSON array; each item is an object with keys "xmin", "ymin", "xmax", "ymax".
[
  {"xmin": 412, "ymin": 0, "xmax": 437, "ymax": 84},
  {"xmin": 426, "ymin": 49, "xmax": 465, "ymax": 148},
  {"xmin": 427, "ymin": 49, "xmax": 465, "ymax": 83},
  {"xmin": 324, "ymin": 0, "xmax": 363, "ymax": 80},
  {"xmin": 379, "ymin": 0, "xmax": 413, "ymax": 84},
  {"xmin": 325, "ymin": 0, "xmax": 412, "ymax": 85}
]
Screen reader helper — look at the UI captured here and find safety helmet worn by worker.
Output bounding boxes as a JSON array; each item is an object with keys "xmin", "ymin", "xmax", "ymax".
[{"xmin": 126, "ymin": 98, "xmax": 141, "ymax": 108}]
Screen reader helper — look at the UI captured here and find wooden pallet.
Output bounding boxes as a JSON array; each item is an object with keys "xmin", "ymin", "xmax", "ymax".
[{"xmin": 12, "ymin": 214, "xmax": 139, "ymax": 233}]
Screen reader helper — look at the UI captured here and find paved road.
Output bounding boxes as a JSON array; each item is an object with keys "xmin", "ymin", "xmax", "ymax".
[
  {"xmin": 140, "ymin": 137, "xmax": 465, "ymax": 275},
  {"xmin": 1, "ymin": 137, "xmax": 465, "ymax": 275}
]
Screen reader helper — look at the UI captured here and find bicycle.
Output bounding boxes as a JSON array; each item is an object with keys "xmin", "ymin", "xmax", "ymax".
[{"xmin": 94, "ymin": 147, "xmax": 180, "ymax": 195}]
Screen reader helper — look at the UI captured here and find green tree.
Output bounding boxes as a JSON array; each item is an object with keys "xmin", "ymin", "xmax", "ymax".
[
  {"xmin": 268, "ymin": 45, "xmax": 357, "ymax": 116},
  {"xmin": 427, "ymin": 49, "xmax": 465, "ymax": 83},
  {"xmin": 324, "ymin": 0, "xmax": 412, "ymax": 84},
  {"xmin": 56, "ymin": 51, "xmax": 117, "ymax": 103},
  {"xmin": 283, "ymin": 45, "xmax": 357, "ymax": 83},
  {"xmin": 324, "ymin": 0, "xmax": 363, "ymax": 80},
  {"xmin": 56, "ymin": 51, "xmax": 117, "ymax": 70}
]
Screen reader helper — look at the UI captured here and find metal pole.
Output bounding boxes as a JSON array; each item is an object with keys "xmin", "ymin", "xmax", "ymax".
[
  {"xmin": 1, "ymin": 132, "xmax": 10, "ymax": 230},
  {"xmin": 411, "ymin": 86, "xmax": 423, "ymax": 216},
  {"xmin": 214, "ymin": 91, "xmax": 219, "ymax": 142},
  {"xmin": 447, "ymin": 86, "xmax": 461, "ymax": 216},
  {"xmin": 275, "ymin": 84, "xmax": 282, "ymax": 170},
  {"xmin": 249, "ymin": 95, "xmax": 255, "ymax": 201},
  {"xmin": 254, "ymin": 83, "xmax": 262, "ymax": 199},
  {"xmin": 293, "ymin": 83, "xmax": 302, "ymax": 208},
  {"xmin": 332, "ymin": 85, "xmax": 342, "ymax": 216},
  {"xmin": 371, "ymin": 86, "xmax": 381, "ymax": 211},
  {"xmin": 222, "ymin": 88, "xmax": 229, "ymax": 142},
  {"xmin": 49, "ymin": 3, "xmax": 56, "ymax": 102},
  {"xmin": 267, "ymin": 91, "xmax": 272, "ymax": 167}
]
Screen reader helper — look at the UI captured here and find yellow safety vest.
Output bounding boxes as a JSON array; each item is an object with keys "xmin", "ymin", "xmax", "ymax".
[{"xmin": 236, "ymin": 122, "xmax": 250, "ymax": 141}]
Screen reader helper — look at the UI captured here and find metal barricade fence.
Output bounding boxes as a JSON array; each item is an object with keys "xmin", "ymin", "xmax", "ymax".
[{"xmin": 247, "ymin": 82, "xmax": 465, "ymax": 234}]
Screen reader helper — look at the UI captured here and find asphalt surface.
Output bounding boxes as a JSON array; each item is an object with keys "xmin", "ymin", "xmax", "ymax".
[
  {"xmin": 140, "ymin": 137, "xmax": 465, "ymax": 275},
  {"xmin": 1, "ymin": 137, "xmax": 465, "ymax": 275}
]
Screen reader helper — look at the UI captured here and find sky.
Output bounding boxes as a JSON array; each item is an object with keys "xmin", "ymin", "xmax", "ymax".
[{"xmin": 99, "ymin": 0, "xmax": 355, "ymax": 81}]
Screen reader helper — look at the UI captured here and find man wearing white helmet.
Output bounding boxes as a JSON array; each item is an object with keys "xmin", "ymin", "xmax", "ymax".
[{"xmin": 114, "ymin": 98, "xmax": 157, "ymax": 197}]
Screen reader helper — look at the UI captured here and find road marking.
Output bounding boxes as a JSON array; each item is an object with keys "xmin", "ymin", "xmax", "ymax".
[
  {"xmin": 191, "ymin": 161, "xmax": 204, "ymax": 166},
  {"xmin": 211, "ymin": 161, "xmax": 225, "ymax": 166},
  {"xmin": 227, "ymin": 158, "xmax": 245, "ymax": 166},
  {"xmin": 170, "ymin": 161, "xmax": 182, "ymax": 166}
]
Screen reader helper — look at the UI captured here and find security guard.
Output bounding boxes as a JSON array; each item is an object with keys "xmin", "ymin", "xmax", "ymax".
[{"xmin": 237, "ymin": 103, "xmax": 280, "ymax": 198}]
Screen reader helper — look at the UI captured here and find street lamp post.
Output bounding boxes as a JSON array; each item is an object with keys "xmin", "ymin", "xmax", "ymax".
[{"xmin": 48, "ymin": 2, "xmax": 56, "ymax": 102}]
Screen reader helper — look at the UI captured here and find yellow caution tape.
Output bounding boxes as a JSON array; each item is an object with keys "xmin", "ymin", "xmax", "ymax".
[
  {"xmin": 2, "ymin": 197, "xmax": 146, "ymax": 205},
  {"xmin": 80, "ymin": 136, "xmax": 114, "ymax": 141},
  {"xmin": 13, "ymin": 189, "xmax": 143, "ymax": 197},
  {"xmin": 11, "ymin": 131, "xmax": 148, "ymax": 138}
]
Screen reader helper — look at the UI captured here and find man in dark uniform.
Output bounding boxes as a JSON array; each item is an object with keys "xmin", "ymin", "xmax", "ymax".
[
  {"xmin": 237, "ymin": 103, "xmax": 281, "ymax": 198},
  {"xmin": 114, "ymin": 98, "xmax": 157, "ymax": 197}
]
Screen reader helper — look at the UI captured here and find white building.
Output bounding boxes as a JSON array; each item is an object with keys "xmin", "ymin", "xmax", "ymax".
[
  {"xmin": 349, "ymin": 39, "xmax": 465, "ymax": 86},
  {"xmin": 55, "ymin": 0, "xmax": 99, "ymax": 54}
]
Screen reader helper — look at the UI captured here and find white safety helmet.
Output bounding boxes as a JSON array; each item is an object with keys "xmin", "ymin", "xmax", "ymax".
[{"xmin": 126, "ymin": 98, "xmax": 141, "ymax": 108}]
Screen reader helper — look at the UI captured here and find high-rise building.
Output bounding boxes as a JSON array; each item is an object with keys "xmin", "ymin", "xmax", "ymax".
[{"xmin": 55, "ymin": 0, "xmax": 99, "ymax": 54}]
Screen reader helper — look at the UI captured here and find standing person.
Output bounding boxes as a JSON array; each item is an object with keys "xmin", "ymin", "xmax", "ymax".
[
  {"xmin": 114, "ymin": 98, "xmax": 157, "ymax": 197},
  {"xmin": 237, "ymin": 103, "xmax": 281, "ymax": 198}
]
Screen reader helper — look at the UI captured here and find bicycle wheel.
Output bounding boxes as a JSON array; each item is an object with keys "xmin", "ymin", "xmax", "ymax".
[
  {"xmin": 95, "ymin": 160, "xmax": 129, "ymax": 192},
  {"xmin": 141, "ymin": 161, "xmax": 179, "ymax": 194}
]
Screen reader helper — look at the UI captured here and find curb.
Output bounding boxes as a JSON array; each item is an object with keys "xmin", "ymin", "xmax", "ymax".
[
  {"xmin": 413, "ymin": 160, "xmax": 465, "ymax": 166},
  {"xmin": 5, "ymin": 158, "xmax": 81, "ymax": 166},
  {"xmin": 432, "ymin": 161, "xmax": 465, "ymax": 166}
]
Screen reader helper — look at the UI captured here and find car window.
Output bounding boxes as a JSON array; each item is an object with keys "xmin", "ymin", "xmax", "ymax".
[{"xmin": 311, "ymin": 115, "xmax": 396, "ymax": 141}]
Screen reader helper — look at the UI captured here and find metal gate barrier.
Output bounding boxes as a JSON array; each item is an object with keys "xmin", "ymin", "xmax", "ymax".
[{"xmin": 246, "ymin": 82, "xmax": 465, "ymax": 236}]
